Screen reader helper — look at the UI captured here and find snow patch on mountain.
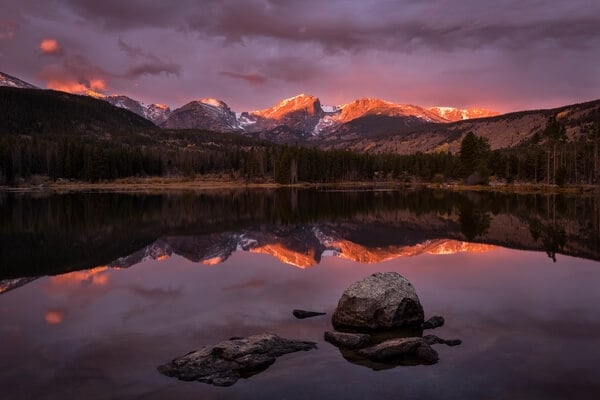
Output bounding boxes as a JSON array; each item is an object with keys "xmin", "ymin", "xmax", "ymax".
[
  {"xmin": 104, "ymin": 95, "xmax": 171, "ymax": 125},
  {"xmin": 428, "ymin": 106, "xmax": 499, "ymax": 122},
  {"xmin": 146, "ymin": 103, "xmax": 171, "ymax": 125},
  {"xmin": 312, "ymin": 115, "xmax": 339, "ymax": 135},
  {"xmin": 321, "ymin": 105, "xmax": 340, "ymax": 113},
  {"xmin": 236, "ymin": 112, "xmax": 258, "ymax": 128},
  {"xmin": 0, "ymin": 72, "xmax": 38, "ymax": 89}
]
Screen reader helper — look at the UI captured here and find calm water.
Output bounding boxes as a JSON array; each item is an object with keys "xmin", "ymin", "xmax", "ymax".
[{"xmin": 1, "ymin": 188, "xmax": 600, "ymax": 399}]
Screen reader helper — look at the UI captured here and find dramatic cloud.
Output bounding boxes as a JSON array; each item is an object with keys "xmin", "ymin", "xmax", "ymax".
[
  {"xmin": 39, "ymin": 53, "xmax": 112, "ymax": 94},
  {"xmin": 1, "ymin": 0, "xmax": 598, "ymax": 111},
  {"xmin": 118, "ymin": 38, "xmax": 181, "ymax": 78},
  {"xmin": 124, "ymin": 62, "xmax": 181, "ymax": 79},
  {"xmin": 118, "ymin": 38, "xmax": 149, "ymax": 59},
  {"xmin": 45, "ymin": 79, "xmax": 105, "ymax": 94},
  {"xmin": 153, "ymin": 1, "xmax": 600, "ymax": 53},
  {"xmin": 39, "ymin": 38, "xmax": 62, "ymax": 55},
  {"xmin": 220, "ymin": 71, "xmax": 267, "ymax": 85},
  {"xmin": 62, "ymin": 0, "xmax": 192, "ymax": 30}
]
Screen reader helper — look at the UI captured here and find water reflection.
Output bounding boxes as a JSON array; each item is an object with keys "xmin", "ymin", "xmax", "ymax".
[
  {"xmin": 2, "ymin": 189, "xmax": 600, "ymax": 282},
  {"xmin": 2, "ymin": 246, "xmax": 600, "ymax": 399},
  {"xmin": 44, "ymin": 309, "xmax": 65, "ymax": 325}
]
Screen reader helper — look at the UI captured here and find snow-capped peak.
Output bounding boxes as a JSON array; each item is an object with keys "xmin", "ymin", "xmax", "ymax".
[
  {"xmin": 428, "ymin": 106, "xmax": 499, "ymax": 122},
  {"xmin": 0, "ymin": 71, "xmax": 39, "ymax": 89},
  {"xmin": 282, "ymin": 93, "xmax": 310, "ymax": 102},
  {"xmin": 199, "ymin": 98, "xmax": 226, "ymax": 108},
  {"xmin": 269, "ymin": 93, "xmax": 317, "ymax": 111}
]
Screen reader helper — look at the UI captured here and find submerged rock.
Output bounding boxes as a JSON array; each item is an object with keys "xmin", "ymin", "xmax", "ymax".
[
  {"xmin": 358, "ymin": 337, "xmax": 439, "ymax": 365},
  {"xmin": 157, "ymin": 333, "xmax": 317, "ymax": 386},
  {"xmin": 332, "ymin": 272, "xmax": 424, "ymax": 331},
  {"xmin": 324, "ymin": 331, "xmax": 371, "ymax": 349},
  {"xmin": 422, "ymin": 316, "xmax": 445, "ymax": 330},
  {"xmin": 293, "ymin": 309, "xmax": 326, "ymax": 319},
  {"xmin": 423, "ymin": 334, "xmax": 462, "ymax": 347}
]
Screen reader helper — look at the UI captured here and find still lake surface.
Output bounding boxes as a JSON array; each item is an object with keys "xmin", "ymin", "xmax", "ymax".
[{"xmin": 1, "ymin": 188, "xmax": 600, "ymax": 399}]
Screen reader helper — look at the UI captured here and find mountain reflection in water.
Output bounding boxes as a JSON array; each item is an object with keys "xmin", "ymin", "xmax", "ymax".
[
  {"xmin": 1, "ymin": 188, "xmax": 599, "ymax": 281},
  {"xmin": 2, "ymin": 188, "xmax": 600, "ymax": 399}
]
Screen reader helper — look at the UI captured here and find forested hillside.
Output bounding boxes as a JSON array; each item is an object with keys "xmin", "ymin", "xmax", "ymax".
[{"xmin": 1, "ymin": 87, "xmax": 599, "ymax": 186}]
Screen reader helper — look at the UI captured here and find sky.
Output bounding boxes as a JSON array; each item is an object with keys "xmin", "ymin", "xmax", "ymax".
[{"xmin": 0, "ymin": 0, "xmax": 599, "ymax": 112}]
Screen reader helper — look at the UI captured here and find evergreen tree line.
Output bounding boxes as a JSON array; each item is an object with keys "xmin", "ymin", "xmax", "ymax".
[{"xmin": 1, "ymin": 116, "xmax": 598, "ymax": 185}]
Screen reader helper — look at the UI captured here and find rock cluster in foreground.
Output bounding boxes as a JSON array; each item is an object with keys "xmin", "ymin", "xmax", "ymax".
[
  {"xmin": 158, "ymin": 271, "xmax": 461, "ymax": 386},
  {"xmin": 326, "ymin": 272, "xmax": 460, "ymax": 368},
  {"xmin": 157, "ymin": 334, "xmax": 316, "ymax": 386}
]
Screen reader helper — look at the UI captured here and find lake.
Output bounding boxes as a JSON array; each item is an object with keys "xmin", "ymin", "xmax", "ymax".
[{"xmin": 1, "ymin": 188, "xmax": 600, "ymax": 399}]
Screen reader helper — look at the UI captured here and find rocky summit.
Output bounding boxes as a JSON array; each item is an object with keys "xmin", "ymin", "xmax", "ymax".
[{"xmin": 332, "ymin": 272, "xmax": 425, "ymax": 331}]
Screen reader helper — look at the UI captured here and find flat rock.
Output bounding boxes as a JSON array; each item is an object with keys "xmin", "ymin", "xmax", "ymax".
[
  {"xmin": 358, "ymin": 337, "xmax": 439, "ymax": 365},
  {"xmin": 422, "ymin": 316, "xmax": 445, "ymax": 330},
  {"xmin": 324, "ymin": 331, "xmax": 371, "ymax": 349},
  {"xmin": 332, "ymin": 272, "xmax": 424, "ymax": 331},
  {"xmin": 157, "ymin": 333, "xmax": 317, "ymax": 386},
  {"xmin": 293, "ymin": 309, "xmax": 326, "ymax": 319}
]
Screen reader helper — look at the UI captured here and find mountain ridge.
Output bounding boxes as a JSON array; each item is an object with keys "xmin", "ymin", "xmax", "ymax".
[
  {"xmin": 1, "ymin": 71, "xmax": 597, "ymax": 155},
  {"xmin": 0, "ymin": 71, "xmax": 39, "ymax": 89},
  {"xmin": 0, "ymin": 71, "xmax": 498, "ymax": 135}
]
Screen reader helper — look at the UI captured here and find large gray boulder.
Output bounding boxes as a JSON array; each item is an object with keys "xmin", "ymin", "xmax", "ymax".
[
  {"xmin": 157, "ymin": 334, "xmax": 316, "ymax": 386},
  {"xmin": 332, "ymin": 272, "xmax": 424, "ymax": 331}
]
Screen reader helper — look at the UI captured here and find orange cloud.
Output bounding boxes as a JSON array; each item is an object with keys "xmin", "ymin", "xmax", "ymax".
[
  {"xmin": 39, "ymin": 38, "xmax": 61, "ymax": 54},
  {"xmin": 47, "ymin": 79, "xmax": 88, "ymax": 93},
  {"xmin": 45, "ymin": 309, "xmax": 65, "ymax": 325},
  {"xmin": 46, "ymin": 78, "xmax": 107, "ymax": 95},
  {"xmin": 89, "ymin": 78, "xmax": 106, "ymax": 91}
]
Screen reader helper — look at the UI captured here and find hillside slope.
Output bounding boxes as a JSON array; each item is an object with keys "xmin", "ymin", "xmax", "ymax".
[
  {"xmin": 336, "ymin": 99, "xmax": 600, "ymax": 154},
  {"xmin": 0, "ymin": 87, "xmax": 156, "ymax": 138}
]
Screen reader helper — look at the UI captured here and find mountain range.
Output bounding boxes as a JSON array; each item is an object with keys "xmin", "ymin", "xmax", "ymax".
[
  {"xmin": 160, "ymin": 94, "xmax": 500, "ymax": 144},
  {"xmin": 0, "ymin": 71, "xmax": 497, "ymax": 138},
  {"xmin": 1, "ymin": 71, "xmax": 598, "ymax": 154},
  {"xmin": 0, "ymin": 236, "xmax": 496, "ymax": 294},
  {"xmin": 104, "ymin": 230, "xmax": 496, "ymax": 270}
]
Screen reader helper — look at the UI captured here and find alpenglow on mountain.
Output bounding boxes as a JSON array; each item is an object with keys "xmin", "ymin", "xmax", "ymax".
[
  {"xmin": 159, "ymin": 93, "xmax": 499, "ymax": 141},
  {"xmin": 0, "ymin": 71, "xmax": 497, "ymax": 135},
  {"xmin": 11, "ymin": 69, "xmax": 598, "ymax": 156}
]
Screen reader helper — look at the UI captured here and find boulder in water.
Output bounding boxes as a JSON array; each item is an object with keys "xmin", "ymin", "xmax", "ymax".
[{"xmin": 332, "ymin": 272, "xmax": 424, "ymax": 331}]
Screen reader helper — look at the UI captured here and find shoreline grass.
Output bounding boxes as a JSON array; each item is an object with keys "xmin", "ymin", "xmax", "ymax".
[{"xmin": 1, "ymin": 176, "xmax": 599, "ymax": 194}]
